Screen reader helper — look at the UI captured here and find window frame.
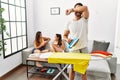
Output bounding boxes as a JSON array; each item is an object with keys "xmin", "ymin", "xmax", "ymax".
[{"xmin": 0, "ymin": 0, "xmax": 28, "ymax": 58}]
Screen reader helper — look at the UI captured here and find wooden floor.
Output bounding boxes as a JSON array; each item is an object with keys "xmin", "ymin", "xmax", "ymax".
[{"xmin": 1, "ymin": 64, "xmax": 120, "ymax": 80}]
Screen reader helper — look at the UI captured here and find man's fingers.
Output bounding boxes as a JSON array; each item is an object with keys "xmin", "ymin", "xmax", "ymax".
[
  {"xmin": 68, "ymin": 38, "xmax": 72, "ymax": 43},
  {"xmin": 66, "ymin": 9, "xmax": 71, "ymax": 15},
  {"xmin": 66, "ymin": 10, "xmax": 69, "ymax": 15}
]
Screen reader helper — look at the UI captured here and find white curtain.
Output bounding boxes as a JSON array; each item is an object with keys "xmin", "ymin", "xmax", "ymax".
[{"xmin": 115, "ymin": 0, "xmax": 120, "ymax": 49}]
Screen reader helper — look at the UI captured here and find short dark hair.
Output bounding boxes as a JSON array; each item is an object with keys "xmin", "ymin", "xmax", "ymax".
[{"xmin": 74, "ymin": 3, "xmax": 83, "ymax": 8}]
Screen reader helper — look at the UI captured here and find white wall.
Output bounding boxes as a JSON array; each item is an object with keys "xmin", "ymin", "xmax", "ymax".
[
  {"xmin": 0, "ymin": 52, "xmax": 22, "ymax": 77},
  {"xmin": 0, "ymin": 0, "xmax": 35, "ymax": 77},
  {"xmin": 33, "ymin": 0, "xmax": 118, "ymax": 51},
  {"xmin": 27, "ymin": 0, "xmax": 35, "ymax": 46}
]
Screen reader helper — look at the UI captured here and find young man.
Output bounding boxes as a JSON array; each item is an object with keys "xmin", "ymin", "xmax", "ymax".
[{"xmin": 63, "ymin": 3, "xmax": 89, "ymax": 80}]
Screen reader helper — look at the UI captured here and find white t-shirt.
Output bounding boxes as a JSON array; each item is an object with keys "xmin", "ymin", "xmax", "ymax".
[{"xmin": 65, "ymin": 17, "xmax": 88, "ymax": 51}]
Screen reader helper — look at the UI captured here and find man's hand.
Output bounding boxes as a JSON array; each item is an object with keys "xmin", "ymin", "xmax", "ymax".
[
  {"xmin": 67, "ymin": 38, "xmax": 72, "ymax": 43},
  {"xmin": 66, "ymin": 6, "xmax": 89, "ymax": 19},
  {"xmin": 66, "ymin": 9, "xmax": 73, "ymax": 15}
]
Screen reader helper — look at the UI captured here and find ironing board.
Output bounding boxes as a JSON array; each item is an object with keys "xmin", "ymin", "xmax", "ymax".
[{"xmin": 27, "ymin": 52, "xmax": 108, "ymax": 80}]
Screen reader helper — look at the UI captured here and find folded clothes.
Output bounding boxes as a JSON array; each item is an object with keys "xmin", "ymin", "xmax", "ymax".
[{"xmin": 91, "ymin": 50, "xmax": 112, "ymax": 58}]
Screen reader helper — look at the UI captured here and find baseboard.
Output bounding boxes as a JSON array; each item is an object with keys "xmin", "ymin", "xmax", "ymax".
[{"xmin": 0, "ymin": 64, "xmax": 22, "ymax": 80}]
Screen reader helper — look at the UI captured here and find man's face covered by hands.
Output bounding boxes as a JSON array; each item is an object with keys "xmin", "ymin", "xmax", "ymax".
[{"xmin": 74, "ymin": 5, "xmax": 82, "ymax": 18}]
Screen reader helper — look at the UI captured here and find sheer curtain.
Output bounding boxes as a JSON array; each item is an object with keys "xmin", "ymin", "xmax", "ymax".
[
  {"xmin": 115, "ymin": 0, "xmax": 120, "ymax": 49},
  {"xmin": 115, "ymin": 0, "xmax": 120, "ymax": 64}
]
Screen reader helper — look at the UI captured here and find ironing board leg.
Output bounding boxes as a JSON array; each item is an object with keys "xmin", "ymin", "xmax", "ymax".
[{"xmin": 52, "ymin": 64, "xmax": 69, "ymax": 80}]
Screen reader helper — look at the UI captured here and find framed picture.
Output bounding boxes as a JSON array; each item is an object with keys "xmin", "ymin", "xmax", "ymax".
[{"xmin": 50, "ymin": 7, "xmax": 60, "ymax": 15}]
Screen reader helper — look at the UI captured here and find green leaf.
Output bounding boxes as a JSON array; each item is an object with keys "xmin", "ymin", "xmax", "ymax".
[
  {"xmin": 3, "ymin": 42, "xmax": 7, "ymax": 45},
  {"xmin": 0, "ymin": 18, "xmax": 6, "ymax": 23},
  {"xmin": 0, "ymin": 30, "xmax": 2, "ymax": 34},
  {"xmin": 0, "ymin": 8, "xmax": 5, "ymax": 13},
  {"xmin": 2, "ymin": 25, "xmax": 6, "ymax": 31},
  {"xmin": 6, "ymin": 32, "xmax": 10, "ymax": 37},
  {"xmin": 0, "ymin": 47, "xmax": 3, "ymax": 51}
]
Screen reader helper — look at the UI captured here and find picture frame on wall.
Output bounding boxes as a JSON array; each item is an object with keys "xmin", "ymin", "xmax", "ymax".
[{"xmin": 50, "ymin": 7, "xmax": 60, "ymax": 15}]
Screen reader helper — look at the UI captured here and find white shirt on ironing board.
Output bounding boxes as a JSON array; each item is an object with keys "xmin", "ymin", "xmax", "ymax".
[{"xmin": 65, "ymin": 17, "xmax": 88, "ymax": 51}]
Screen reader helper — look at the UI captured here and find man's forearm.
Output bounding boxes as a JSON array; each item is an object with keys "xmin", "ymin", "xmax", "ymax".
[
  {"xmin": 71, "ymin": 6, "xmax": 88, "ymax": 13},
  {"xmin": 63, "ymin": 36, "xmax": 68, "ymax": 42}
]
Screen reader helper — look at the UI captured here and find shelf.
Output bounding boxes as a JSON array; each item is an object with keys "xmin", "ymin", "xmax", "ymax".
[{"xmin": 28, "ymin": 67, "xmax": 59, "ymax": 77}]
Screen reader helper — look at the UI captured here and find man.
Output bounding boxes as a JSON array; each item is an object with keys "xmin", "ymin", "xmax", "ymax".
[{"xmin": 63, "ymin": 3, "xmax": 89, "ymax": 80}]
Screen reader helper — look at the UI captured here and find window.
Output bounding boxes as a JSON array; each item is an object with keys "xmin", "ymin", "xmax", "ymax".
[{"xmin": 0, "ymin": 0, "xmax": 28, "ymax": 58}]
